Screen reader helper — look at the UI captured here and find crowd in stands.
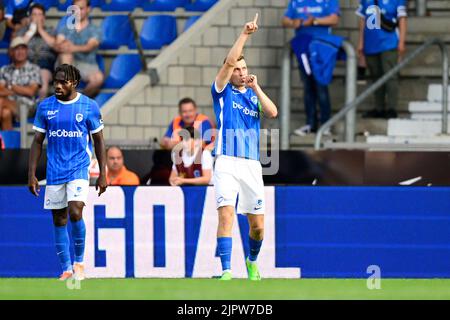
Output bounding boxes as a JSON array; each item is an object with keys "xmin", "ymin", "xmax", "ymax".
[
  {"xmin": 1, "ymin": 0, "xmax": 409, "ymax": 187},
  {"xmin": 0, "ymin": 0, "xmax": 103, "ymax": 131}
]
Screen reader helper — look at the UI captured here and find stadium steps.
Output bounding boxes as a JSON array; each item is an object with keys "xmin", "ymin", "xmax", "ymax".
[{"xmin": 321, "ymin": 84, "xmax": 450, "ymax": 150}]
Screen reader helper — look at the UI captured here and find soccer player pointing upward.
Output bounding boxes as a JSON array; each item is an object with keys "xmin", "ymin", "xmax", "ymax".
[
  {"xmin": 28, "ymin": 64, "xmax": 107, "ymax": 281},
  {"xmin": 212, "ymin": 14, "xmax": 278, "ymax": 280}
]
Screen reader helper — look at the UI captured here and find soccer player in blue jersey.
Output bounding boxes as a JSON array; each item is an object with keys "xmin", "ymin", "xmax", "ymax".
[
  {"xmin": 212, "ymin": 14, "xmax": 278, "ymax": 281},
  {"xmin": 27, "ymin": 64, "xmax": 107, "ymax": 281}
]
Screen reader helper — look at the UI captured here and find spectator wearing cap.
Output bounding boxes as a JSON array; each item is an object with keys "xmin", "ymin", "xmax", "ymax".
[
  {"xmin": 169, "ymin": 126, "xmax": 213, "ymax": 186},
  {"xmin": 106, "ymin": 146, "xmax": 140, "ymax": 186},
  {"xmin": 15, "ymin": 2, "xmax": 57, "ymax": 99},
  {"xmin": 0, "ymin": 36, "xmax": 41, "ymax": 130},
  {"xmin": 161, "ymin": 97, "xmax": 215, "ymax": 151}
]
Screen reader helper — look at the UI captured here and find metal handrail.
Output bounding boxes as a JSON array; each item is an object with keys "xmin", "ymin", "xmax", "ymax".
[
  {"xmin": 279, "ymin": 40, "xmax": 357, "ymax": 150},
  {"xmin": 315, "ymin": 37, "xmax": 449, "ymax": 150}
]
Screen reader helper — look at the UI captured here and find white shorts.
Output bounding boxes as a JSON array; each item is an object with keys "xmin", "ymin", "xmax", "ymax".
[
  {"xmin": 213, "ymin": 155, "xmax": 265, "ymax": 215},
  {"xmin": 44, "ymin": 179, "xmax": 90, "ymax": 210}
]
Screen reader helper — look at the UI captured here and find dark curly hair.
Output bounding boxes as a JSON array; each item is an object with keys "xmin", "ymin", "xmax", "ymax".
[{"xmin": 54, "ymin": 64, "xmax": 81, "ymax": 87}]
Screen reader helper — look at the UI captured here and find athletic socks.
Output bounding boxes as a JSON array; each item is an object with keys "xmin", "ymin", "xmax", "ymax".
[
  {"xmin": 248, "ymin": 237, "xmax": 263, "ymax": 262},
  {"xmin": 54, "ymin": 225, "xmax": 72, "ymax": 272},
  {"xmin": 217, "ymin": 237, "xmax": 232, "ymax": 272},
  {"xmin": 71, "ymin": 219, "xmax": 86, "ymax": 264}
]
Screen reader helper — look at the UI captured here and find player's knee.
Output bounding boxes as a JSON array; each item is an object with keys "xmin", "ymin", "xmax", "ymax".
[
  {"xmin": 250, "ymin": 226, "xmax": 264, "ymax": 239},
  {"xmin": 68, "ymin": 203, "xmax": 84, "ymax": 222},
  {"xmin": 1, "ymin": 108, "xmax": 12, "ymax": 119},
  {"xmin": 53, "ymin": 214, "xmax": 68, "ymax": 227}
]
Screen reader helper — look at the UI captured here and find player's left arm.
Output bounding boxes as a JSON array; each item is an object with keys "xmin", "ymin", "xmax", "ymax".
[
  {"xmin": 92, "ymin": 131, "xmax": 107, "ymax": 196},
  {"xmin": 88, "ymin": 101, "xmax": 107, "ymax": 196},
  {"xmin": 245, "ymin": 75, "xmax": 278, "ymax": 118}
]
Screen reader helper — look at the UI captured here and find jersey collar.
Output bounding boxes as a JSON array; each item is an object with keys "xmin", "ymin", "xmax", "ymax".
[{"xmin": 57, "ymin": 92, "xmax": 81, "ymax": 105}]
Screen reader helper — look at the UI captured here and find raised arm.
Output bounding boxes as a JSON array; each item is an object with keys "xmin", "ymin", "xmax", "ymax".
[{"xmin": 215, "ymin": 13, "xmax": 259, "ymax": 92}]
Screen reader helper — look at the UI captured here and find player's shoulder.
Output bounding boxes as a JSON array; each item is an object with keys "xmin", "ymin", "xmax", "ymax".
[
  {"xmin": 38, "ymin": 95, "xmax": 56, "ymax": 109},
  {"xmin": 212, "ymin": 81, "xmax": 231, "ymax": 94},
  {"xmin": 78, "ymin": 93, "xmax": 100, "ymax": 108}
]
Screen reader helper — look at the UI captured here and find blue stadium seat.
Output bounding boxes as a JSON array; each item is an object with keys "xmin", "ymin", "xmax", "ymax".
[
  {"xmin": 138, "ymin": 15, "xmax": 177, "ymax": 50},
  {"xmin": 0, "ymin": 54, "xmax": 10, "ymax": 67},
  {"xmin": 140, "ymin": 0, "xmax": 186, "ymax": 12},
  {"xmin": 103, "ymin": 54, "xmax": 142, "ymax": 88},
  {"xmin": 183, "ymin": 15, "xmax": 201, "ymax": 32},
  {"xmin": 34, "ymin": 0, "xmax": 59, "ymax": 9},
  {"xmin": 0, "ymin": 28, "xmax": 12, "ymax": 49},
  {"xmin": 0, "ymin": 131, "xmax": 21, "ymax": 149},
  {"xmin": 101, "ymin": 0, "xmax": 138, "ymax": 11},
  {"xmin": 95, "ymin": 92, "xmax": 114, "ymax": 107},
  {"xmin": 100, "ymin": 15, "xmax": 134, "ymax": 49},
  {"xmin": 184, "ymin": 0, "xmax": 218, "ymax": 12},
  {"xmin": 58, "ymin": 0, "xmax": 102, "ymax": 11}
]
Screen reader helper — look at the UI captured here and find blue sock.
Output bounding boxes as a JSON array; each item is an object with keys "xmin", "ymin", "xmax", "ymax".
[
  {"xmin": 71, "ymin": 219, "xmax": 86, "ymax": 263},
  {"xmin": 217, "ymin": 237, "xmax": 232, "ymax": 272},
  {"xmin": 54, "ymin": 225, "xmax": 72, "ymax": 272},
  {"xmin": 248, "ymin": 237, "xmax": 263, "ymax": 262}
]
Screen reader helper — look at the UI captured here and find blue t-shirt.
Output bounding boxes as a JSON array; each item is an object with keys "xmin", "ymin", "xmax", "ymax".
[
  {"xmin": 164, "ymin": 116, "xmax": 213, "ymax": 145},
  {"xmin": 284, "ymin": 0, "xmax": 340, "ymax": 36},
  {"xmin": 356, "ymin": 0, "xmax": 407, "ymax": 55},
  {"xmin": 211, "ymin": 82, "xmax": 261, "ymax": 161},
  {"xmin": 33, "ymin": 93, "xmax": 104, "ymax": 185},
  {"xmin": 58, "ymin": 22, "xmax": 102, "ymax": 65}
]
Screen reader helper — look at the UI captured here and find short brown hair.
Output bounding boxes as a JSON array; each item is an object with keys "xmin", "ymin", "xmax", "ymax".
[
  {"xmin": 223, "ymin": 55, "xmax": 245, "ymax": 64},
  {"xmin": 178, "ymin": 97, "xmax": 197, "ymax": 112}
]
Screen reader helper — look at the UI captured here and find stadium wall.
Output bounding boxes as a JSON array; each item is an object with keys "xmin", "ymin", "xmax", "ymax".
[{"xmin": 1, "ymin": 186, "xmax": 450, "ymax": 278}]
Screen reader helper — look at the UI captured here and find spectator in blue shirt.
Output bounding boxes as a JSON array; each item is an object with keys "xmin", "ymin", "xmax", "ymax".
[
  {"xmin": 282, "ymin": 0, "xmax": 340, "ymax": 136},
  {"xmin": 356, "ymin": 0, "xmax": 407, "ymax": 119},
  {"xmin": 4, "ymin": 0, "xmax": 32, "ymax": 31},
  {"xmin": 55, "ymin": 0, "xmax": 103, "ymax": 98}
]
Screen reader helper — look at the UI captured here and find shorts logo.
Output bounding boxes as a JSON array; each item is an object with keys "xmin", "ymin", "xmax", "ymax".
[
  {"xmin": 46, "ymin": 199, "xmax": 51, "ymax": 206},
  {"xmin": 217, "ymin": 197, "xmax": 224, "ymax": 204},
  {"xmin": 254, "ymin": 199, "xmax": 263, "ymax": 210},
  {"xmin": 76, "ymin": 113, "xmax": 83, "ymax": 122}
]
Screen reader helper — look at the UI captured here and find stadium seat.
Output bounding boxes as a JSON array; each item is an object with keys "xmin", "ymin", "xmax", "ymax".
[
  {"xmin": 58, "ymin": 0, "xmax": 102, "ymax": 11},
  {"xmin": 183, "ymin": 15, "xmax": 201, "ymax": 32},
  {"xmin": 95, "ymin": 92, "xmax": 114, "ymax": 107},
  {"xmin": 138, "ymin": 15, "xmax": 177, "ymax": 50},
  {"xmin": 140, "ymin": 0, "xmax": 187, "ymax": 12},
  {"xmin": 103, "ymin": 54, "xmax": 142, "ymax": 89},
  {"xmin": 0, "ymin": 54, "xmax": 10, "ymax": 67},
  {"xmin": 101, "ymin": 0, "xmax": 138, "ymax": 11},
  {"xmin": 100, "ymin": 15, "xmax": 134, "ymax": 49},
  {"xmin": 34, "ymin": 0, "xmax": 59, "ymax": 9},
  {"xmin": 184, "ymin": 0, "xmax": 218, "ymax": 12},
  {"xmin": 0, "ymin": 28, "xmax": 12, "ymax": 49},
  {"xmin": 0, "ymin": 131, "xmax": 21, "ymax": 149}
]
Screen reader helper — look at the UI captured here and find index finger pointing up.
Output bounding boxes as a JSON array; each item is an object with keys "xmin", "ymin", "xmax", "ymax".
[{"xmin": 253, "ymin": 13, "xmax": 259, "ymax": 24}]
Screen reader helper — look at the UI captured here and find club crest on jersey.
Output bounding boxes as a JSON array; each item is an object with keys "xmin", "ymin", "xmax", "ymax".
[
  {"xmin": 251, "ymin": 96, "xmax": 258, "ymax": 105},
  {"xmin": 76, "ymin": 113, "xmax": 83, "ymax": 122}
]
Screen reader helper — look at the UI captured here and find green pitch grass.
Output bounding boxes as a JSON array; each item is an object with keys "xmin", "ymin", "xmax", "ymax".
[{"xmin": 1, "ymin": 278, "xmax": 450, "ymax": 300}]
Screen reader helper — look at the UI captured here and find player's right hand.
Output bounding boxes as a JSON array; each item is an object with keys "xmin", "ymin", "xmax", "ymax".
[
  {"xmin": 28, "ymin": 176, "xmax": 40, "ymax": 197},
  {"xmin": 243, "ymin": 13, "xmax": 259, "ymax": 35}
]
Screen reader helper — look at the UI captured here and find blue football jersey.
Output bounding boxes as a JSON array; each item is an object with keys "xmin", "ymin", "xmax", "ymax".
[
  {"xmin": 33, "ymin": 93, "xmax": 104, "ymax": 185},
  {"xmin": 211, "ymin": 82, "xmax": 261, "ymax": 161}
]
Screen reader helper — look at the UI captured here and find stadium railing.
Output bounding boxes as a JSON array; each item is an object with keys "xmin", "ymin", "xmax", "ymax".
[
  {"xmin": 279, "ymin": 41, "xmax": 357, "ymax": 150},
  {"xmin": 314, "ymin": 37, "xmax": 449, "ymax": 150}
]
